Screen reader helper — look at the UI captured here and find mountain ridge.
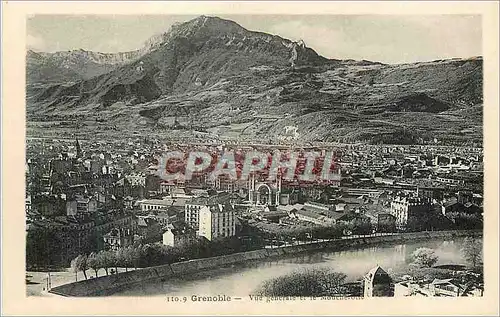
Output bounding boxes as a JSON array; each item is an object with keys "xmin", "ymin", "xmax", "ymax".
[{"xmin": 26, "ymin": 15, "xmax": 483, "ymax": 146}]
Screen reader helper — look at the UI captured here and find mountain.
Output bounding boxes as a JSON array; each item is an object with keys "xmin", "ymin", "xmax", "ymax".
[
  {"xmin": 27, "ymin": 16, "xmax": 326, "ymax": 106},
  {"xmin": 25, "ymin": 29, "xmax": 178, "ymax": 85},
  {"xmin": 26, "ymin": 16, "xmax": 483, "ymax": 146}
]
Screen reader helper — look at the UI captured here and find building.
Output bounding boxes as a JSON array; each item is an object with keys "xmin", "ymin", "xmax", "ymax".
[
  {"xmin": 394, "ymin": 281, "xmax": 432, "ymax": 297},
  {"xmin": 441, "ymin": 198, "xmax": 482, "ymax": 215},
  {"xmin": 303, "ymin": 201, "xmax": 335, "ymax": 213},
  {"xmin": 25, "ymin": 195, "xmax": 32, "ymax": 214},
  {"xmin": 125, "ymin": 173, "xmax": 146, "ymax": 187},
  {"xmin": 162, "ymin": 223, "xmax": 196, "ymax": 247},
  {"xmin": 185, "ymin": 203, "xmax": 204, "ymax": 229},
  {"xmin": 417, "ymin": 187, "xmax": 444, "ymax": 201},
  {"xmin": 436, "ymin": 176, "xmax": 465, "ymax": 185},
  {"xmin": 103, "ymin": 227, "xmax": 134, "ymax": 250},
  {"xmin": 33, "ymin": 194, "xmax": 66, "ymax": 217},
  {"xmin": 363, "ymin": 266, "xmax": 394, "ymax": 297},
  {"xmin": 377, "ymin": 213, "xmax": 396, "ymax": 233},
  {"xmin": 136, "ymin": 216, "xmax": 162, "ymax": 243},
  {"xmin": 66, "ymin": 196, "xmax": 98, "ymax": 216},
  {"xmin": 277, "ymin": 203, "xmax": 304, "ymax": 216},
  {"xmin": 171, "ymin": 187, "xmax": 191, "ymax": 199},
  {"xmin": 159, "ymin": 181, "xmax": 176, "ymax": 195},
  {"xmin": 390, "ymin": 196, "xmax": 431, "ymax": 230},
  {"xmin": 184, "ymin": 194, "xmax": 234, "ymax": 230},
  {"xmin": 292, "ymin": 209, "xmax": 335, "ymax": 226},
  {"xmin": 429, "ymin": 279, "xmax": 465, "ymax": 297},
  {"xmin": 148, "ymin": 209, "xmax": 178, "ymax": 227},
  {"xmin": 342, "ymin": 188, "xmax": 383, "ymax": 199},
  {"xmin": 457, "ymin": 191, "xmax": 483, "ymax": 206},
  {"xmin": 395, "ymin": 278, "xmax": 483, "ymax": 297},
  {"xmin": 138, "ymin": 199, "xmax": 172, "ymax": 212},
  {"xmin": 278, "ymin": 188, "xmax": 300, "ymax": 205},
  {"xmin": 198, "ymin": 204, "xmax": 236, "ymax": 241},
  {"xmin": 247, "ymin": 173, "xmax": 282, "ymax": 206},
  {"xmin": 374, "ymin": 177, "xmax": 395, "ymax": 185},
  {"xmin": 261, "ymin": 211, "xmax": 288, "ymax": 223}
]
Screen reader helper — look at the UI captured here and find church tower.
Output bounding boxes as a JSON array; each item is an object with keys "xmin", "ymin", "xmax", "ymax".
[{"xmin": 75, "ymin": 138, "xmax": 83, "ymax": 158}]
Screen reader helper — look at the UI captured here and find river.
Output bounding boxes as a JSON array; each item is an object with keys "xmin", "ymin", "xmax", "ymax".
[{"xmin": 112, "ymin": 238, "xmax": 467, "ymax": 297}]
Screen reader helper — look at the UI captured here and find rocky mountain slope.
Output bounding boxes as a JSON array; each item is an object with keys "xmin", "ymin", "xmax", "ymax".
[{"xmin": 26, "ymin": 16, "xmax": 483, "ymax": 145}]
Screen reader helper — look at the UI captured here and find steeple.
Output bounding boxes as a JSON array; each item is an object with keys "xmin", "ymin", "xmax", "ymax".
[{"xmin": 75, "ymin": 138, "xmax": 82, "ymax": 158}]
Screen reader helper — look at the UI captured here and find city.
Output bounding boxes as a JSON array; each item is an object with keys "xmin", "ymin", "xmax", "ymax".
[{"xmin": 25, "ymin": 135, "xmax": 484, "ymax": 297}]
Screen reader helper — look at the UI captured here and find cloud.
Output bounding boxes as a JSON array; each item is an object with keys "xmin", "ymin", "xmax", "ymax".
[
  {"xmin": 267, "ymin": 16, "xmax": 481, "ymax": 63},
  {"xmin": 26, "ymin": 34, "xmax": 46, "ymax": 51},
  {"xmin": 269, "ymin": 21, "xmax": 345, "ymax": 58}
]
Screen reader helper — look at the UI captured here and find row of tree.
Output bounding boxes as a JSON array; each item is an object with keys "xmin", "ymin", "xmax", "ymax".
[
  {"xmin": 70, "ymin": 249, "xmax": 126, "ymax": 281},
  {"xmin": 70, "ymin": 236, "xmax": 263, "ymax": 280}
]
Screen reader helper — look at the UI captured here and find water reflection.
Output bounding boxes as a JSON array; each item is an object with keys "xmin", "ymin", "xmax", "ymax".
[{"xmin": 113, "ymin": 238, "xmax": 466, "ymax": 297}]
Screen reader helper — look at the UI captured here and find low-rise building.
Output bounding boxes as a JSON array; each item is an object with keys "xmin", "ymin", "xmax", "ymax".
[
  {"xmin": 395, "ymin": 278, "xmax": 483, "ymax": 297},
  {"xmin": 66, "ymin": 196, "xmax": 98, "ymax": 216},
  {"xmin": 159, "ymin": 181, "xmax": 176, "ymax": 195},
  {"xmin": 441, "ymin": 198, "xmax": 482, "ymax": 215},
  {"xmin": 394, "ymin": 281, "xmax": 432, "ymax": 297},
  {"xmin": 429, "ymin": 279, "xmax": 464, "ymax": 297},
  {"xmin": 291, "ymin": 209, "xmax": 338, "ymax": 226},
  {"xmin": 103, "ymin": 227, "xmax": 134, "ymax": 250},
  {"xmin": 137, "ymin": 199, "xmax": 172, "ymax": 212},
  {"xmin": 136, "ymin": 216, "xmax": 162, "ymax": 243},
  {"xmin": 162, "ymin": 223, "xmax": 196, "ymax": 247},
  {"xmin": 342, "ymin": 188, "xmax": 383, "ymax": 198},
  {"xmin": 148, "ymin": 208, "xmax": 178, "ymax": 227},
  {"xmin": 436, "ymin": 176, "xmax": 465, "ymax": 185}
]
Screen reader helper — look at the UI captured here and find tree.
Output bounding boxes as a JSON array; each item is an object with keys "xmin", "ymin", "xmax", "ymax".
[
  {"xmin": 112, "ymin": 249, "xmax": 121, "ymax": 273},
  {"xmin": 447, "ymin": 212, "xmax": 483, "ymax": 230},
  {"xmin": 79, "ymin": 254, "xmax": 88, "ymax": 280},
  {"xmin": 116, "ymin": 248, "xmax": 128, "ymax": 272},
  {"xmin": 98, "ymin": 250, "xmax": 115, "ymax": 275},
  {"xmin": 123, "ymin": 246, "xmax": 135, "ymax": 270},
  {"xmin": 87, "ymin": 252, "xmax": 101, "ymax": 277},
  {"xmin": 131, "ymin": 245, "xmax": 142, "ymax": 269},
  {"xmin": 461, "ymin": 237, "xmax": 482, "ymax": 267},
  {"xmin": 105, "ymin": 250, "xmax": 116, "ymax": 275},
  {"xmin": 70, "ymin": 255, "xmax": 83, "ymax": 282},
  {"xmin": 412, "ymin": 247, "xmax": 439, "ymax": 268}
]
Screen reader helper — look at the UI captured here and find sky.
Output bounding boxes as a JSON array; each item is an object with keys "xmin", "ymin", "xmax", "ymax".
[{"xmin": 27, "ymin": 14, "xmax": 482, "ymax": 64}]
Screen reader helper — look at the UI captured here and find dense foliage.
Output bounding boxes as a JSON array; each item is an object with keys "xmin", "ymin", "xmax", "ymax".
[
  {"xmin": 461, "ymin": 237, "xmax": 482, "ymax": 267},
  {"xmin": 412, "ymin": 247, "xmax": 439, "ymax": 268},
  {"xmin": 255, "ymin": 268, "xmax": 348, "ymax": 296}
]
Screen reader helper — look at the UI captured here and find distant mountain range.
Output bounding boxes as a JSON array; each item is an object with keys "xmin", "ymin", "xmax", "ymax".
[{"xmin": 26, "ymin": 15, "xmax": 483, "ymax": 145}]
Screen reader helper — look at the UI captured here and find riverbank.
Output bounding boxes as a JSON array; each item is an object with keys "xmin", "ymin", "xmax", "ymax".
[
  {"xmin": 48, "ymin": 230, "xmax": 481, "ymax": 297},
  {"xmin": 26, "ymin": 268, "xmax": 137, "ymax": 296}
]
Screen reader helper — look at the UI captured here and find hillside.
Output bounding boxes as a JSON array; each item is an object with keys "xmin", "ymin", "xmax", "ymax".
[{"xmin": 26, "ymin": 16, "xmax": 483, "ymax": 145}]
